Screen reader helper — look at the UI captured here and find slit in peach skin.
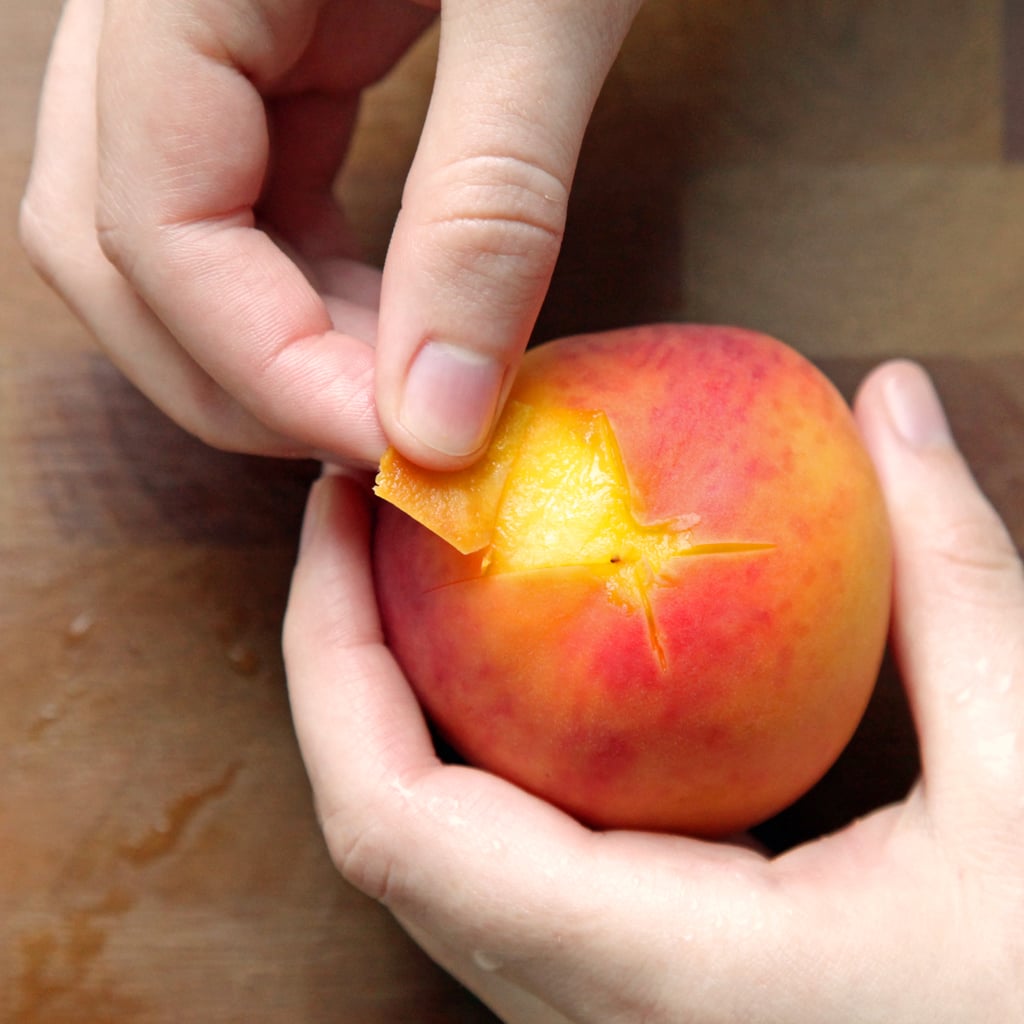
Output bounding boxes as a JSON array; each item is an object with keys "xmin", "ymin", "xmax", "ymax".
[{"xmin": 375, "ymin": 402, "xmax": 774, "ymax": 669}]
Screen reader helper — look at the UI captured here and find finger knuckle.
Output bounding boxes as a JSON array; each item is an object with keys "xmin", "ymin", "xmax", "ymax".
[
  {"xmin": 924, "ymin": 511, "xmax": 1024, "ymax": 607},
  {"xmin": 418, "ymin": 154, "xmax": 568, "ymax": 299},
  {"xmin": 94, "ymin": 200, "xmax": 139, "ymax": 279},
  {"xmin": 19, "ymin": 186, "xmax": 70, "ymax": 290},
  {"xmin": 325, "ymin": 812, "xmax": 402, "ymax": 905}
]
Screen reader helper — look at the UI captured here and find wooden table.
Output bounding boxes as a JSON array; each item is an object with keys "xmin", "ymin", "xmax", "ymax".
[{"xmin": 3, "ymin": 3, "xmax": 1023, "ymax": 1020}]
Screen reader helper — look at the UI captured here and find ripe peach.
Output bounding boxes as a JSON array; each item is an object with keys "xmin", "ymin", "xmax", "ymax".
[{"xmin": 372, "ymin": 324, "xmax": 892, "ymax": 836}]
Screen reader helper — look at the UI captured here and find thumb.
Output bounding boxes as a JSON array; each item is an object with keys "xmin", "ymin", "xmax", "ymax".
[
  {"xmin": 854, "ymin": 360, "xmax": 1024, "ymax": 826},
  {"xmin": 376, "ymin": 0, "xmax": 642, "ymax": 467}
]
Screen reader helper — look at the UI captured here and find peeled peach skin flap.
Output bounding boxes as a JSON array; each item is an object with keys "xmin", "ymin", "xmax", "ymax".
[{"xmin": 373, "ymin": 401, "xmax": 536, "ymax": 555}]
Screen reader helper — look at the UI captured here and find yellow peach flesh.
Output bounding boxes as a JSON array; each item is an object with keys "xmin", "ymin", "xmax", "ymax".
[{"xmin": 375, "ymin": 402, "xmax": 771, "ymax": 668}]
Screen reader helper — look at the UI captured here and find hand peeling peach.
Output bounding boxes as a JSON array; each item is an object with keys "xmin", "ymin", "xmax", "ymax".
[{"xmin": 372, "ymin": 325, "xmax": 892, "ymax": 836}]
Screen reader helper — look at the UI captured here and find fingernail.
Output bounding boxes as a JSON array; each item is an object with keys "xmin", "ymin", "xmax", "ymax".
[
  {"xmin": 882, "ymin": 362, "xmax": 953, "ymax": 450},
  {"xmin": 400, "ymin": 341, "xmax": 505, "ymax": 457},
  {"xmin": 298, "ymin": 475, "xmax": 329, "ymax": 556}
]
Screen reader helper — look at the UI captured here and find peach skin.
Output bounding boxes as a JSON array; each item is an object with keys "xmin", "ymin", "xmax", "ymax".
[{"xmin": 373, "ymin": 325, "xmax": 892, "ymax": 836}]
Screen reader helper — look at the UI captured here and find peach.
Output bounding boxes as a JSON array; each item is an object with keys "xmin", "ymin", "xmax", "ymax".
[{"xmin": 372, "ymin": 324, "xmax": 892, "ymax": 836}]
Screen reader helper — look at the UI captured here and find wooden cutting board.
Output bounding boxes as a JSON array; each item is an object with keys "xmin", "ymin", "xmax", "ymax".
[{"xmin": 3, "ymin": 2, "xmax": 1022, "ymax": 1020}]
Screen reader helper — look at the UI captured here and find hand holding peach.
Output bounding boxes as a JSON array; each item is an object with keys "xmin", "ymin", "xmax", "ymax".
[{"xmin": 286, "ymin": 359, "xmax": 1024, "ymax": 1022}]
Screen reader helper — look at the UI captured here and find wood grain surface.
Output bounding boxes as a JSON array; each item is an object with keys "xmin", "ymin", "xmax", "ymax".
[{"xmin": 3, "ymin": 2, "xmax": 1023, "ymax": 1021}]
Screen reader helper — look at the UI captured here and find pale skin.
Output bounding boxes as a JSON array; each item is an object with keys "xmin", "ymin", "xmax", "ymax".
[
  {"xmin": 20, "ymin": 0, "xmax": 642, "ymax": 467},
  {"xmin": 285, "ymin": 362, "xmax": 1024, "ymax": 1023},
  {"xmin": 21, "ymin": 1, "xmax": 1024, "ymax": 1019}
]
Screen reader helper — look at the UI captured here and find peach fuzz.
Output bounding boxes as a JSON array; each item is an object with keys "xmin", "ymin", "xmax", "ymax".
[{"xmin": 372, "ymin": 324, "xmax": 892, "ymax": 836}]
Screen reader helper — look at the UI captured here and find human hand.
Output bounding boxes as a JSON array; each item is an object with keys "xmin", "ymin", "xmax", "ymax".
[
  {"xmin": 284, "ymin": 359, "xmax": 1024, "ymax": 1022},
  {"xmin": 20, "ymin": 0, "xmax": 642, "ymax": 466}
]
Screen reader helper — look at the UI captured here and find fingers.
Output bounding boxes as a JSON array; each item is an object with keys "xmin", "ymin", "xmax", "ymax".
[
  {"xmin": 284, "ymin": 469, "xmax": 582, "ymax": 905},
  {"xmin": 20, "ymin": 0, "xmax": 294, "ymax": 454},
  {"xmin": 21, "ymin": 0, "xmax": 395, "ymax": 459},
  {"xmin": 284, "ymin": 471, "xmax": 439, "ymax": 839},
  {"xmin": 27, "ymin": 0, "xmax": 637, "ymax": 466},
  {"xmin": 854, "ymin": 361, "xmax": 1024, "ymax": 829},
  {"xmin": 375, "ymin": 0, "xmax": 643, "ymax": 467},
  {"xmin": 88, "ymin": 0, "xmax": 413, "ymax": 463},
  {"xmin": 284, "ymin": 470, "xmax": 787, "ymax": 1023}
]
